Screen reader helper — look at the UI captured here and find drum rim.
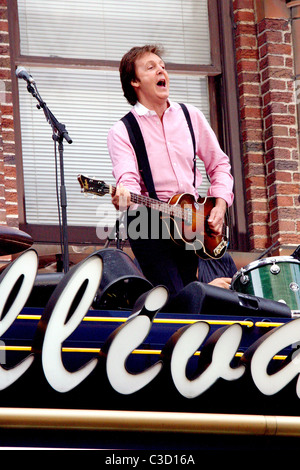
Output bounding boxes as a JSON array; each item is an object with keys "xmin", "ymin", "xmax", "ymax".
[{"xmin": 231, "ymin": 255, "xmax": 300, "ymax": 285}]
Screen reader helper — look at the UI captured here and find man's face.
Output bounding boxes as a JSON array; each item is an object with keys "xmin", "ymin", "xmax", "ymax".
[{"xmin": 131, "ymin": 52, "xmax": 170, "ymax": 108}]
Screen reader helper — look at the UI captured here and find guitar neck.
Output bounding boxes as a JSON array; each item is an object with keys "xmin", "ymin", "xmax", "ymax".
[{"xmin": 108, "ymin": 184, "xmax": 186, "ymax": 220}]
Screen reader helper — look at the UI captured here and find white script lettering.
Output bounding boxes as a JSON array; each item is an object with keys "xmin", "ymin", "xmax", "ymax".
[{"xmin": 0, "ymin": 249, "xmax": 299, "ymax": 401}]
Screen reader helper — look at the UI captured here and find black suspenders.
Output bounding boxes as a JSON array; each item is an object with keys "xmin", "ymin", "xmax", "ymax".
[
  {"xmin": 121, "ymin": 111, "xmax": 158, "ymax": 200},
  {"xmin": 121, "ymin": 103, "xmax": 197, "ymax": 199},
  {"xmin": 178, "ymin": 103, "xmax": 197, "ymax": 189}
]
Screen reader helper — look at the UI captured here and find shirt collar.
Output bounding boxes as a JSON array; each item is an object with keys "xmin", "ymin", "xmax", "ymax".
[{"xmin": 133, "ymin": 101, "xmax": 177, "ymax": 116}]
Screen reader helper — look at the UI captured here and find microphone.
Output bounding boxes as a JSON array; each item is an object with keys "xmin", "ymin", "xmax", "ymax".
[{"xmin": 15, "ymin": 66, "xmax": 35, "ymax": 84}]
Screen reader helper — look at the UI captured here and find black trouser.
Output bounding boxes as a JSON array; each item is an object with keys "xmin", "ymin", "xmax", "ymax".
[{"xmin": 126, "ymin": 208, "xmax": 199, "ymax": 298}]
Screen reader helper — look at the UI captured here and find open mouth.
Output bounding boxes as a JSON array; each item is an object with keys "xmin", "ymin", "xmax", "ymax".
[{"xmin": 157, "ymin": 79, "xmax": 166, "ymax": 87}]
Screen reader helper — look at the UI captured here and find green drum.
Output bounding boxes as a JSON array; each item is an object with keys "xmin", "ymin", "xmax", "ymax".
[{"xmin": 231, "ymin": 256, "xmax": 300, "ymax": 314}]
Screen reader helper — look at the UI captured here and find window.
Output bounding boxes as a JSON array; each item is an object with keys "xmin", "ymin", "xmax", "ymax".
[{"xmin": 9, "ymin": 0, "xmax": 245, "ymax": 248}]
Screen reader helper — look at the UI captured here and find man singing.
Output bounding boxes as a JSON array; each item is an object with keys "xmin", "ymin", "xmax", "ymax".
[{"xmin": 107, "ymin": 45, "xmax": 234, "ymax": 297}]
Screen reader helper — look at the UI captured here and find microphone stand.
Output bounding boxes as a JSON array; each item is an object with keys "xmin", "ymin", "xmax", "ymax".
[{"xmin": 25, "ymin": 81, "xmax": 72, "ymax": 273}]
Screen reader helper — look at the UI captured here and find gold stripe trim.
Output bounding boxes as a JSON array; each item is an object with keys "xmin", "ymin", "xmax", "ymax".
[
  {"xmin": 16, "ymin": 314, "xmax": 254, "ymax": 327},
  {"xmin": 255, "ymin": 321, "xmax": 284, "ymax": 328},
  {"xmin": 0, "ymin": 345, "xmax": 287, "ymax": 361},
  {"xmin": 1, "ymin": 408, "xmax": 300, "ymax": 436}
]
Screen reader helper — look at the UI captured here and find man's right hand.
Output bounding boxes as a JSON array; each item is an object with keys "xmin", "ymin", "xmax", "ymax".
[
  {"xmin": 208, "ymin": 277, "xmax": 232, "ymax": 289},
  {"xmin": 111, "ymin": 183, "xmax": 131, "ymax": 211}
]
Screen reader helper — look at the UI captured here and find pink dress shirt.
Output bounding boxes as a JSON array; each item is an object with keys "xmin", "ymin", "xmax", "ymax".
[{"xmin": 107, "ymin": 101, "xmax": 234, "ymax": 206}]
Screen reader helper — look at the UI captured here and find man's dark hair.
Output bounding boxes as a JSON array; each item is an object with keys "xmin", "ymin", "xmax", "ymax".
[{"xmin": 119, "ymin": 45, "xmax": 164, "ymax": 106}]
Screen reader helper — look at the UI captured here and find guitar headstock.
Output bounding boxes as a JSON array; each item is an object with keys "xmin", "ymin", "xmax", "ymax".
[{"xmin": 77, "ymin": 174, "xmax": 109, "ymax": 197}]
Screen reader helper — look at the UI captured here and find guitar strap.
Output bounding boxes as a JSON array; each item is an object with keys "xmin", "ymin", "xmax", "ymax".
[
  {"xmin": 178, "ymin": 103, "xmax": 197, "ymax": 189},
  {"xmin": 121, "ymin": 103, "xmax": 197, "ymax": 200},
  {"xmin": 121, "ymin": 111, "xmax": 158, "ymax": 200}
]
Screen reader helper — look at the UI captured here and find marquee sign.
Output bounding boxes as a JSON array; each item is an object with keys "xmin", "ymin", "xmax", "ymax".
[{"xmin": 0, "ymin": 248, "xmax": 300, "ymax": 414}]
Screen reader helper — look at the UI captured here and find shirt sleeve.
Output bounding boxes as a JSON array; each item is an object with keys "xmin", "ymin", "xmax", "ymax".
[
  {"xmin": 189, "ymin": 105, "xmax": 234, "ymax": 207},
  {"xmin": 107, "ymin": 120, "xmax": 142, "ymax": 195}
]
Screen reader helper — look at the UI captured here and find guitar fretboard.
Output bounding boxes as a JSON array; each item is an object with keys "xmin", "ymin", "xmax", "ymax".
[{"xmin": 108, "ymin": 184, "xmax": 190, "ymax": 222}]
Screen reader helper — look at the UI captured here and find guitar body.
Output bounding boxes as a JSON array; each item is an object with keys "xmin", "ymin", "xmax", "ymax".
[
  {"xmin": 77, "ymin": 175, "xmax": 229, "ymax": 260},
  {"xmin": 161, "ymin": 193, "xmax": 229, "ymax": 260}
]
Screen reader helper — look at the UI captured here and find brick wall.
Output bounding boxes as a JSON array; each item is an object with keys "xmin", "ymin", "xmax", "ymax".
[
  {"xmin": 233, "ymin": 0, "xmax": 300, "ymax": 252},
  {"xmin": 0, "ymin": 0, "xmax": 18, "ymax": 229},
  {"xmin": 0, "ymin": 0, "xmax": 299, "ymax": 254}
]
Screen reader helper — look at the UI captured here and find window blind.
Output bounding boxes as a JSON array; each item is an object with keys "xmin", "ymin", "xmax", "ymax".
[
  {"xmin": 17, "ymin": 0, "xmax": 213, "ymax": 240},
  {"xmin": 18, "ymin": 0, "xmax": 211, "ymax": 65},
  {"xmin": 18, "ymin": 67, "xmax": 210, "ymax": 237}
]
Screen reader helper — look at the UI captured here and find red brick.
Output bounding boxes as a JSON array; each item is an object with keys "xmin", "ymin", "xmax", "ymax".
[
  {"xmin": 261, "ymin": 67, "xmax": 293, "ymax": 81},
  {"xmin": 239, "ymin": 83, "xmax": 260, "ymax": 96},
  {"xmin": 265, "ymin": 115, "xmax": 296, "ymax": 128},
  {"xmin": 278, "ymin": 234, "xmax": 300, "ymax": 245},
  {"xmin": 237, "ymin": 71, "xmax": 261, "ymax": 85},
  {"xmin": 0, "ymin": 69, "xmax": 11, "ymax": 80},
  {"xmin": 249, "ymin": 237, "xmax": 270, "ymax": 250},
  {"xmin": 269, "ymin": 183, "xmax": 299, "ymax": 197},
  {"xmin": 264, "ymin": 126, "xmax": 288, "ymax": 140},
  {"xmin": 278, "ymin": 220, "xmax": 296, "ymax": 232},
  {"xmin": 263, "ymin": 102, "xmax": 288, "ymax": 117},
  {"xmin": 234, "ymin": 10, "xmax": 255, "ymax": 23},
  {"xmin": 245, "ymin": 163, "xmax": 266, "ymax": 177},
  {"xmin": 258, "ymin": 31, "xmax": 283, "ymax": 46},
  {"xmin": 233, "ymin": 0, "xmax": 254, "ymax": 11},
  {"xmin": 265, "ymin": 136, "xmax": 298, "ymax": 151},
  {"xmin": 240, "ymin": 94, "xmax": 261, "ymax": 108},
  {"xmin": 3, "ymin": 142, "xmax": 15, "ymax": 154},
  {"xmin": 237, "ymin": 60, "xmax": 259, "ymax": 74},
  {"xmin": 269, "ymin": 195, "xmax": 294, "ymax": 210},
  {"xmin": 240, "ymin": 118, "xmax": 263, "ymax": 131},
  {"xmin": 284, "ymin": 33, "xmax": 292, "ymax": 44},
  {"xmin": 5, "ymin": 203, "xmax": 18, "ymax": 216},
  {"xmin": 0, "ymin": 211, "xmax": 7, "ymax": 223},
  {"xmin": 235, "ymin": 35, "xmax": 257, "ymax": 49},
  {"xmin": 1, "ymin": 117, "xmax": 13, "ymax": 128},
  {"xmin": 265, "ymin": 148, "xmax": 291, "ymax": 161},
  {"xmin": 258, "ymin": 19, "xmax": 290, "ymax": 34},
  {"xmin": 261, "ymin": 79, "xmax": 286, "ymax": 95},
  {"xmin": 246, "ymin": 200, "xmax": 269, "ymax": 212},
  {"xmin": 263, "ymin": 91, "xmax": 294, "ymax": 106},
  {"xmin": 262, "ymin": 43, "xmax": 292, "ymax": 58},
  {"xmin": 235, "ymin": 23, "xmax": 257, "ymax": 36},
  {"xmin": 4, "ymin": 165, "xmax": 16, "ymax": 178},
  {"xmin": 259, "ymin": 55, "xmax": 284, "ymax": 69},
  {"xmin": 251, "ymin": 225, "xmax": 270, "ymax": 237},
  {"xmin": 2, "ymin": 130, "xmax": 15, "ymax": 141},
  {"xmin": 0, "ymin": 20, "xmax": 8, "ymax": 33},
  {"xmin": 267, "ymin": 159, "xmax": 299, "ymax": 174},
  {"xmin": 267, "ymin": 172, "xmax": 292, "ymax": 186},
  {"xmin": 240, "ymin": 107, "xmax": 262, "ymax": 119},
  {"xmin": 242, "ymin": 129, "xmax": 263, "ymax": 141},
  {"xmin": 4, "ymin": 190, "xmax": 17, "ymax": 203},
  {"xmin": 246, "ymin": 187, "xmax": 268, "ymax": 200},
  {"xmin": 4, "ymin": 178, "xmax": 16, "ymax": 190},
  {"xmin": 236, "ymin": 48, "xmax": 259, "ymax": 62},
  {"xmin": 1, "ymin": 103, "xmax": 13, "ymax": 115},
  {"xmin": 243, "ymin": 153, "xmax": 265, "ymax": 165},
  {"xmin": 247, "ymin": 212, "xmax": 269, "ymax": 224}
]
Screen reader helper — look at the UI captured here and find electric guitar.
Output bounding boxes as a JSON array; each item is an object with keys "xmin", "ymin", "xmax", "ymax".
[{"xmin": 78, "ymin": 174, "xmax": 229, "ymax": 260}]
